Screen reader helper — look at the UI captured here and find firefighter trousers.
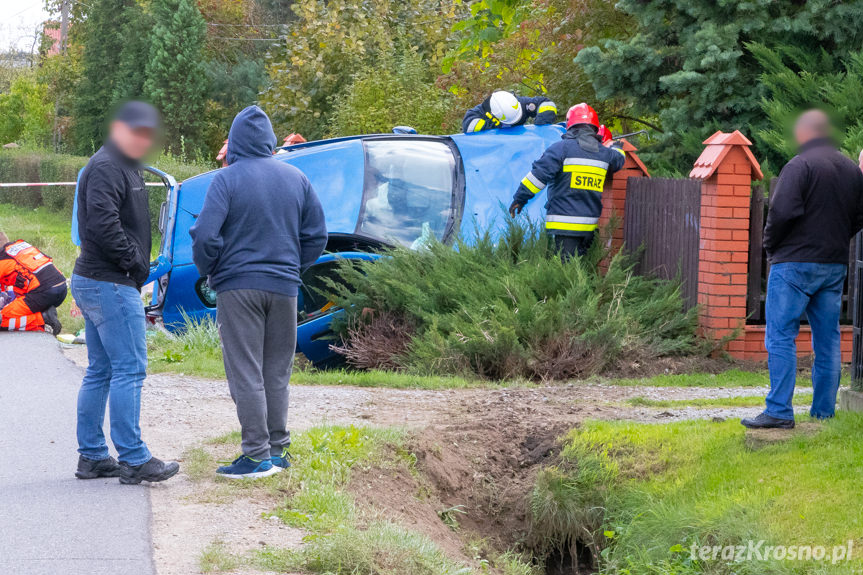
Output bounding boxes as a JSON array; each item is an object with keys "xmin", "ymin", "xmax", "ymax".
[{"xmin": 553, "ymin": 235, "xmax": 593, "ymax": 262}]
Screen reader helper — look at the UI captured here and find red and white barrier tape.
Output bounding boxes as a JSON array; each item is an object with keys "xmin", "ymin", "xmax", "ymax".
[{"xmin": 0, "ymin": 182, "xmax": 165, "ymax": 187}]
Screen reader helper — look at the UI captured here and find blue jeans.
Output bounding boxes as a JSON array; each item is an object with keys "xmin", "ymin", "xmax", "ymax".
[
  {"xmin": 71, "ymin": 274, "xmax": 151, "ymax": 465},
  {"xmin": 764, "ymin": 262, "xmax": 846, "ymax": 420}
]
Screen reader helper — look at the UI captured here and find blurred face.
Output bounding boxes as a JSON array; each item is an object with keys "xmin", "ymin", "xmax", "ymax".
[
  {"xmin": 109, "ymin": 121, "xmax": 155, "ymax": 160},
  {"xmin": 793, "ymin": 124, "xmax": 810, "ymax": 147}
]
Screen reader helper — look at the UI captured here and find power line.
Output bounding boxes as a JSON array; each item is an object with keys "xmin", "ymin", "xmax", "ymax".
[
  {"xmin": 7, "ymin": 3, "xmax": 43, "ymax": 20},
  {"xmin": 208, "ymin": 36, "xmax": 281, "ymax": 42},
  {"xmin": 206, "ymin": 22, "xmax": 288, "ymax": 27}
]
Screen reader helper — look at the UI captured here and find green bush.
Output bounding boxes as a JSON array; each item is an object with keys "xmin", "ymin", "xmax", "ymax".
[
  {"xmin": 329, "ymin": 219, "xmax": 699, "ymax": 380},
  {"xmin": 39, "ymin": 154, "xmax": 89, "ymax": 213},
  {"xmin": 329, "ymin": 46, "xmax": 454, "ymax": 136},
  {"xmin": 0, "ymin": 151, "xmax": 46, "ymax": 208},
  {"xmin": 0, "ymin": 73, "xmax": 54, "ymax": 148}
]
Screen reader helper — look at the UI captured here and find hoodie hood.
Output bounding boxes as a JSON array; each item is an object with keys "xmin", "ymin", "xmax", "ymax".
[{"xmin": 226, "ymin": 105, "xmax": 277, "ymax": 164}]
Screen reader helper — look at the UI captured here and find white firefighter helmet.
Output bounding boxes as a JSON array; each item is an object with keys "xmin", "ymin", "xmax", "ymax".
[{"xmin": 489, "ymin": 91, "xmax": 523, "ymax": 125}]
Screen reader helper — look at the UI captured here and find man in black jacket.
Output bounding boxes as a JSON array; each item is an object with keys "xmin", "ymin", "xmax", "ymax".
[
  {"xmin": 71, "ymin": 101, "xmax": 179, "ymax": 483},
  {"xmin": 742, "ymin": 110, "xmax": 863, "ymax": 429}
]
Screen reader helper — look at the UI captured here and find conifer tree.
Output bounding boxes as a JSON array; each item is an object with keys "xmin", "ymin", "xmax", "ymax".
[
  {"xmin": 113, "ymin": 2, "xmax": 153, "ymax": 103},
  {"xmin": 576, "ymin": 1, "xmax": 863, "ymax": 170},
  {"xmin": 144, "ymin": 0, "xmax": 208, "ymax": 154},
  {"xmin": 71, "ymin": 0, "xmax": 136, "ymax": 154}
]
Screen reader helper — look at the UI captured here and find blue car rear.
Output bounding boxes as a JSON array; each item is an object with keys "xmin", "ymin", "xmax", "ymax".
[{"xmin": 142, "ymin": 124, "xmax": 565, "ymax": 367}]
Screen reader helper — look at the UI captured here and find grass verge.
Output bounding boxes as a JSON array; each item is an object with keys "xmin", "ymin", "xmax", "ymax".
[
  {"xmin": 528, "ymin": 414, "xmax": 863, "ymax": 574},
  {"xmin": 624, "ymin": 392, "xmax": 814, "ymax": 408},
  {"xmin": 604, "ymin": 369, "xmax": 772, "ymax": 388},
  {"xmin": 192, "ymin": 424, "xmax": 538, "ymax": 575},
  {"xmin": 146, "ymin": 314, "xmax": 502, "ymax": 387}
]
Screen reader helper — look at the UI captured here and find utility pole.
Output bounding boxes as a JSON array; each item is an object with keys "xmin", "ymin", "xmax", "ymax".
[
  {"xmin": 53, "ymin": 0, "xmax": 71, "ymax": 151},
  {"xmin": 60, "ymin": 0, "xmax": 70, "ymax": 53}
]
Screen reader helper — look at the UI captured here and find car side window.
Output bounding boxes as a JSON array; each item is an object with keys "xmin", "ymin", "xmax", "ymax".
[{"xmin": 357, "ymin": 140, "xmax": 455, "ymax": 248}]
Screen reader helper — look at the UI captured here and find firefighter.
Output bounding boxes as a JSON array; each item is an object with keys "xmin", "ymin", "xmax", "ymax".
[
  {"xmin": 462, "ymin": 90, "xmax": 557, "ymax": 133},
  {"xmin": 509, "ymin": 103, "xmax": 626, "ymax": 260},
  {"xmin": 0, "ymin": 237, "xmax": 66, "ymax": 333}
]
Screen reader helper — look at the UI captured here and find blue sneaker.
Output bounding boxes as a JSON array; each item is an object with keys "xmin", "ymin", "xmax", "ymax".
[
  {"xmin": 216, "ymin": 455, "xmax": 280, "ymax": 479},
  {"xmin": 271, "ymin": 447, "xmax": 292, "ymax": 469}
]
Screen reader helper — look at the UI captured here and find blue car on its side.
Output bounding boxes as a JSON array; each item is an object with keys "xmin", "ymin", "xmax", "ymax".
[{"xmin": 141, "ymin": 124, "xmax": 566, "ymax": 367}]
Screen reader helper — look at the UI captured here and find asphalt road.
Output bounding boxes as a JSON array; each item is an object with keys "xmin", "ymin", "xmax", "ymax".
[{"xmin": 0, "ymin": 332, "xmax": 154, "ymax": 575}]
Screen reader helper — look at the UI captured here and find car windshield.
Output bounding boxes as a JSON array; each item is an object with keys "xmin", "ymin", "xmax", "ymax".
[{"xmin": 357, "ymin": 139, "xmax": 456, "ymax": 248}]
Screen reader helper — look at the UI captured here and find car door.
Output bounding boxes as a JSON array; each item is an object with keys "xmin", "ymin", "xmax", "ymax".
[{"xmin": 295, "ymin": 251, "xmax": 380, "ymax": 367}]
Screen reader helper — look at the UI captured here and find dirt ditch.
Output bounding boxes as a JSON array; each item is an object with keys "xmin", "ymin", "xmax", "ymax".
[
  {"xmin": 350, "ymin": 401, "xmax": 601, "ymax": 574},
  {"xmin": 351, "ymin": 420, "xmax": 567, "ymax": 562}
]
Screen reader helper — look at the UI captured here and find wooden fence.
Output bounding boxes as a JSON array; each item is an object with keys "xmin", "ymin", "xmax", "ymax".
[{"xmin": 623, "ymin": 177, "xmax": 702, "ymax": 309}]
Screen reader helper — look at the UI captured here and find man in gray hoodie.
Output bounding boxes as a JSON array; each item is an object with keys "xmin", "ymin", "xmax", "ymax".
[{"xmin": 191, "ymin": 106, "xmax": 327, "ymax": 479}]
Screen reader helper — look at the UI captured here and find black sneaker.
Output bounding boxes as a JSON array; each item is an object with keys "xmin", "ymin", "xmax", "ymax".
[
  {"xmin": 119, "ymin": 456, "xmax": 180, "ymax": 485},
  {"xmin": 741, "ymin": 412, "xmax": 795, "ymax": 429},
  {"xmin": 42, "ymin": 307, "xmax": 62, "ymax": 335},
  {"xmin": 75, "ymin": 455, "xmax": 122, "ymax": 479}
]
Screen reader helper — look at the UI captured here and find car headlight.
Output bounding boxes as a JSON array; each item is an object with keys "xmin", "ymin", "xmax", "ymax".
[{"xmin": 195, "ymin": 277, "xmax": 217, "ymax": 308}]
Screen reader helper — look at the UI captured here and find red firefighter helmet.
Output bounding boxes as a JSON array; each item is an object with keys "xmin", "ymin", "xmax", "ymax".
[
  {"xmin": 566, "ymin": 103, "xmax": 599, "ymax": 130},
  {"xmin": 597, "ymin": 124, "xmax": 613, "ymax": 144}
]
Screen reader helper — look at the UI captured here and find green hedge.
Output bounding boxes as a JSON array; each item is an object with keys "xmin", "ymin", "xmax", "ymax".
[
  {"xmin": 0, "ymin": 148, "xmax": 214, "ymax": 216},
  {"xmin": 0, "ymin": 150, "xmax": 82, "ymax": 211}
]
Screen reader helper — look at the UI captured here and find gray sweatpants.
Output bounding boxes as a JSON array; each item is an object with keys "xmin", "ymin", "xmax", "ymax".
[{"xmin": 216, "ymin": 289, "xmax": 297, "ymax": 461}]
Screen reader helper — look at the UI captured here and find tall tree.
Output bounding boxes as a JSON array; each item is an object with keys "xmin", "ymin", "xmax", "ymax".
[
  {"xmin": 261, "ymin": 0, "xmax": 461, "ymax": 140},
  {"xmin": 576, "ymin": 1, "xmax": 863, "ymax": 171},
  {"xmin": 71, "ymin": 0, "xmax": 136, "ymax": 154},
  {"xmin": 113, "ymin": 1, "xmax": 153, "ymax": 103},
  {"xmin": 753, "ymin": 45, "xmax": 863, "ymax": 171},
  {"xmin": 144, "ymin": 0, "xmax": 208, "ymax": 154},
  {"xmin": 441, "ymin": 0, "xmax": 633, "ymax": 133}
]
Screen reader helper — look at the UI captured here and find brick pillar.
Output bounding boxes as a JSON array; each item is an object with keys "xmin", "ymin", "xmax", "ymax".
[
  {"xmin": 599, "ymin": 140, "xmax": 650, "ymax": 252},
  {"xmin": 690, "ymin": 131, "xmax": 763, "ymax": 351}
]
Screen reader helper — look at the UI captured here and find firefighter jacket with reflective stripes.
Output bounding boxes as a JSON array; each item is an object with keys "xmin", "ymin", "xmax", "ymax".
[
  {"xmin": 0, "ymin": 240, "xmax": 65, "ymax": 296},
  {"xmin": 513, "ymin": 127, "xmax": 626, "ymax": 237},
  {"xmin": 462, "ymin": 95, "xmax": 557, "ymax": 133}
]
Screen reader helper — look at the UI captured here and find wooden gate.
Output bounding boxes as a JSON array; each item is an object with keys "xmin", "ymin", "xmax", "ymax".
[{"xmin": 623, "ymin": 177, "xmax": 702, "ymax": 309}]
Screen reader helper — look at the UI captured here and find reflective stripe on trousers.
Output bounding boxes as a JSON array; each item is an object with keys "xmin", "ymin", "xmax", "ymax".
[{"xmin": 545, "ymin": 214, "xmax": 599, "ymax": 232}]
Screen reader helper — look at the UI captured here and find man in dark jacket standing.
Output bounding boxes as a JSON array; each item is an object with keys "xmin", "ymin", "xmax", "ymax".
[
  {"xmin": 742, "ymin": 110, "xmax": 863, "ymax": 429},
  {"xmin": 72, "ymin": 101, "xmax": 179, "ymax": 483},
  {"xmin": 191, "ymin": 106, "xmax": 327, "ymax": 479}
]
